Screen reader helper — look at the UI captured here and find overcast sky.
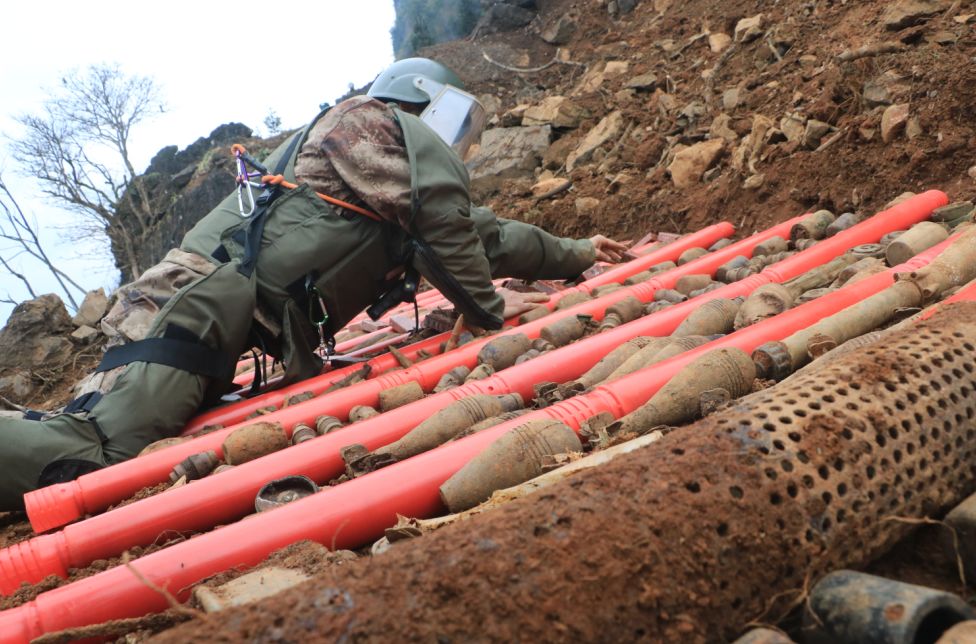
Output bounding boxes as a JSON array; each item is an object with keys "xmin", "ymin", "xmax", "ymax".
[{"xmin": 0, "ymin": 0, "xmax": 395, "ymax": 324}]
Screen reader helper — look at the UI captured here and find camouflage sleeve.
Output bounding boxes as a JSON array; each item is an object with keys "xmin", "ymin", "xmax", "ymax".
[
  {"xmin": 469, "ymin": 206, "xmax": 597, "ymax": 280},
  {"xmin": 295, "ymin": 96, "xmax": 413, "ymax": 227}
]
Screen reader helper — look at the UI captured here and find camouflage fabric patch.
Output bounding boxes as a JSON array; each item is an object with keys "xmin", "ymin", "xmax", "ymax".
[{"xmin": 294, "ymin": 96, "xmax": 413, "ymax": 228}]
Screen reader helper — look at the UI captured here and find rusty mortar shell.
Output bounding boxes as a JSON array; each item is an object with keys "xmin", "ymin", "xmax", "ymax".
[
  {"xmin": 599, "ymin": 296, "xmax": 644, "ymax": 331},
  {"xmin": 221, "ymin": 421, "xmax": 289, "ymax": 466},
  {"xmin": 606, "ymin": 335, "xmax": 713, "ymax": 383},
  {"xmin": 433, "ymin": 365, "xmax": 472, "ymax": 393},
  {"xmin": 532, "ymin": 337, "xmax": 555, "ymax": 352},
  {"xmin": 439, "ymin": 418, "xmax": 583, "ymax": 513},
  {"xmin": 464, "ymin": 363, "xmax": 495, "ymax": 382},
  {"xmin": 825, "ymin": 212, "xmax": 862, "ymax": 237},
  {"xmin": 675, "ymin": 273, "xmax": 714, "ymax": 296},
  {"xmin": 375, "ymin": 393, "xmax": 525, "ymax": 461},
  {"xmin": 169, "ymin": 450, "xmax": 219, "ymax": 483},
  {"xmin": 724, "ymin": 266, "xmax": 758, "ymax": 283},
  {"xmin": 291, "ymin": 423, "xmax": 318, "ymax": 446},
  {"xmin": 752, "ymin": 235, "xmax": 789, "ymax": 257},
  {"xmin": 610, "ymin": 348, "xmax": 756, "ymax": 435},
  {"xmin": 795, "ymin": 287, "xmax": 835, "ymax": 305},
  {"xmin": 378, "ymin": 380, "xmax": 425, "ymax": 412},
  {"xmin": 931, "ymin": 200, "xmax": 975, "ymax": 222},
  {"xmin": 574, "ymin": 336, "xmax": 656, "ymax": 389},
  {"xmin": 831, "ymin": 257, "xmax": 886, "ymax": 288},
  {"xmin": 896, "ymin": 225, "xmax": 976, "ymax": 301},
  {"xmin": 791, "ymin": 237, "xmax": 819, "ymax": 251},
  {"xmin": 591, "ymin": 283, "xmax": 624, "ymax": 297},
  {"xmin": 782, "ymin": 254, "xmax": 858, "ymax": 299},
  {"xmin": 758, "ymin": 278, "xmax": 925, "ymax": 378},
  {"xmin": 672, "ymin": 297, "xmax": 744, "ymax": 337},
  {"xmin": 677, "ymin": 247, "xmax": 709, "ymax": 265},
  {"xmin": 623, "ymin": 270, "xmax": 653, "ymax": 286},
  {"xmin": 849, "ymin": 243, "xmax": 885, "ymax": 260},
  {"xmin": 716, "ymin": 256, "xmax": 750, "ymax": 283},
  {"xmin": 478, "ymin": 333, "xmax": 532, "ymax": 370},
  {"xmin": 456, "ymin": 409, "xmax": 535, "ymax": 439},
  {"xmin": 540, "ymin": 315, "xmax": 589, "ymax": 348},
  {"xmin": 644, "ymin": 301, "xmax": 673, "ymax": 314},
  {"xmin": 885, "ymin": 221, "xmax": 950, "ymax": 267},
  {"xmin": 348, "ymin": 405, "xmax": 380, "ymax": 423},
  {"xmin": 139, "ymin": 436, "xmax": 190, "ymax": 457},
  {"xmin": 790, "ymin": 209, "xmax": 835, "ymax": 241},
  {"xmin": 688, "ymin": 282, "xmax": 726, "ymax": 298},
  {"xmin": 515, "ymin": 349, "xmax": 542, "ymax": 365},
  {"xmin": 654, "ymin": 288, "xmax": 688, "ymax": 304},
  {"xmin": 791, "ymin": 329, "xmax": 888, "ymax": 377},
  {"xmin": 314, "ymin": 415, "xmax": 344, "ymax": 435},
  {"xmin": 804, "ymin": 570, "xmax": 974, "ymax": 644},
  {"xmin": 880, "ymin": 229, "xmax": 907, "ymax": 247},
  {"xmin": 748, "ymin": 250, "xmax": 793, "ymax": 271},
  {"xmin": 518, "ymin": 306, "xmax": 550, "ymax": 324},
  {"xmin": 731, "ymin": 628, "xmax": 796, "ymax": 644},
  {"xmin": 949, "ymin": 216, "xmax": 973, "ymax": 231},
  {"xmin": 733, "ymin": 283, "xmax": 795, "ymax": 330},
  {"xmin": 625, "ymin": 261, "xmax": 679, "ymax": 285},
  {"xmin": 554, "ymin": 291, "xmax": 593, "ymax": 310},
  {"xmin": 211, "ymin": 464, "xmax": 235, "ymax": 475},
  {"xmin": 254, "ymin": 475, "xmax": 319, "ymax": 513},
  {"xmin": 843, "ymin": 263, "xmax": 889, "ymax": 287},
  {"xmin": 708, "ymin": 237, "xmax": 733, "ymax": 251}
]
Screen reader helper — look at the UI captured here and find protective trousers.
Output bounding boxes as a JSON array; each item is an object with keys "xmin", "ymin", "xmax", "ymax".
[{"xmin": 0, "ymin": 251, "xmax": 255, "ymax": 510}]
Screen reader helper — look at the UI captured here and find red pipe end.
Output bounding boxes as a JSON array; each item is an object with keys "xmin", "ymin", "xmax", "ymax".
[
  {"xmin": 24, "ymin": 482, "xmax": 84, "ymax": 534},
  {"xmin": 0, "ymin": 602, "xmax": 35, "ymax": 644},
  {"xmin": 0, "ymin": 535, "xmax": 65, "ymax": 596}
]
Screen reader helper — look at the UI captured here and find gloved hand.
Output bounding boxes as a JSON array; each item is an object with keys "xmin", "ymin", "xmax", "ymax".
[
  {"xmin": 589, "ymin": 235, "xmax": 629, "ymax": 263},
  {"xmin": 498, "ymin": 288, "xmax": 550, "ymax": 319}
]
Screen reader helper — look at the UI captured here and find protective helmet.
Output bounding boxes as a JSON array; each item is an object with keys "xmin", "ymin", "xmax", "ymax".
[{"xmin": 367, "ymin": 57, "xmax": 464, "ymax": 105}]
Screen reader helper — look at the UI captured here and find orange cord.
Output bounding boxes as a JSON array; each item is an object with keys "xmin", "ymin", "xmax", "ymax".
[
  {"xmin": 232, "ymin": 144, "xmax": 383, "ymax": 222},
  {"xmin": 261, "ymin": 175, "xmax": 383, "ymax": 222}
]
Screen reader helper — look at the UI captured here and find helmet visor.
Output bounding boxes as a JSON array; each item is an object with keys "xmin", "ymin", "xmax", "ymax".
[{"xmin": 418, "ymin": 83, "xmax": 486, "ymax": 161}]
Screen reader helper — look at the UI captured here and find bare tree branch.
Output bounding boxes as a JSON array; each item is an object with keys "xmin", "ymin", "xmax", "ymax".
[
  {"xmin": 0, "ymin": 176, "xmax": 85, "ymax": 310},
  {"xmin": 7, "ymin": 63, "xmax": 164, "ymax": 280}
]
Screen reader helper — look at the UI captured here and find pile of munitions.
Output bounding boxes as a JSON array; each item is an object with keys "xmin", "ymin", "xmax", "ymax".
[{"xmin": 2, "ymin": 192, "xmax": 976, "ymax": 643}]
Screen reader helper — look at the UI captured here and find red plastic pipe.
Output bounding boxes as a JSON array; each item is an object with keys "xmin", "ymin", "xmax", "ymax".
[
  {"xmin": 6, "ymin": 191, "xmax": 947, "ymax": 587},
  {"xmin": 21, "ymin": 222, "xmax": 765, "ymax": 533},
  {"xmin": 0, "ymin": 197, "xmax": 949, "ymax": 643},
  {"xmin": 183, "ymin": 222, "xmax": 734, "ymax": 435}
]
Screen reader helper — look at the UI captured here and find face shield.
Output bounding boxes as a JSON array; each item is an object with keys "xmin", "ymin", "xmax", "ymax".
[{"xmin": 413, "ymin": 77, "xmax": 486, "ymax": 161}]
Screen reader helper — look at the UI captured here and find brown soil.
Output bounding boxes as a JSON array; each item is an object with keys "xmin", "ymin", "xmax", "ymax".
[{"xmin": 151, "ymin": 303, "xmax": 976, "ymax": 642}]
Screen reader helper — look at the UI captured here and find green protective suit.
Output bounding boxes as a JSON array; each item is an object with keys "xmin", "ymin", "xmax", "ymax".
[{"xmin": 0, "ymin": 107, "xmax": 594, "ymax": 510}]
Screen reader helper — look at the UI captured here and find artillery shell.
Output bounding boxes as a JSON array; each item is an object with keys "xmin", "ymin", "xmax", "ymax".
[
  {"xmin": 590, "ymin": 283, "xmax": 623, "ymax": 297},
  {"xmin": 465, "ymin": 363, "xmax": 495, "ymax": 382},
  {"xmin": 672, "ymin": 298, "xmax": 742, "ymax": 337},
  {"xmin": 708, "ymin": 238, "xmax": 733, "ymax": 251},
  {"xmin": 518, "ymin": 306, "xmax": 550, "ymax": 324},
  {"xmin": 515, "ymin": 349, "xmax": 542, "ymax": 364},
  {"xmin": 734, "ymin": 283, "xmax": 794, "ymax": 329},
  {"xmin": 433, "ymin": 365, "xmax": 471, "ymax": 393},
  {"xmin": 254, "ymin": 475, "xmax": 319, "ymax": 513},
  {"xmin": 677, "ymin": 247, "xmax": 708, "ymax": 265},
  {"xmin": 675, "ymin": 274, "xmax": 713, "ymax": 295},
  {"xmin": 599, "ymin": 295, "xmax": 644, "ymax": 330}
]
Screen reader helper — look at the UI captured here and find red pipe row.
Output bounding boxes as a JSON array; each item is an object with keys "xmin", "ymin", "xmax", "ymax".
[
  {"xmin": 4, "ymin": 191, "xmax": 946, "ymax": 590},
  {"xmin": 22, "ymin": 223, "xmax": 735, "ymax": 533},
  {"xmin": 184, "ymin": 223, "xmax": 733, "ymax": 435},
  {"xmin": 0, "ymin": 191, "xmax": 949, "ymax": 643}
]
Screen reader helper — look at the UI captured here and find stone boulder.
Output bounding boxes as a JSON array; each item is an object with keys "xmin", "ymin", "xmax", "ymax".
[
  {"xmin": 467, "ymin": 125, "xmax": 552, "ymax": 191},
  {"xmin": 882, "ymin": 0, "xmax": 941, "ymax": 29},
  {"xmin": 71, "ymin": 288, "xmax": 109, "ymax": 328},
  {"xmin": 566, "ymin": 111, "xmax": 625, "ymax": 171},
  {"xmin": 0, "ymin": 294, "xmax": 74, "ymax": 372},
  {"xmin": 668, "ymin": 139, "xmax": 725, "ymax": 188},
  {"xmin": 522, "ymin": 97, "xmax": 587, "ymax": 129}
]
